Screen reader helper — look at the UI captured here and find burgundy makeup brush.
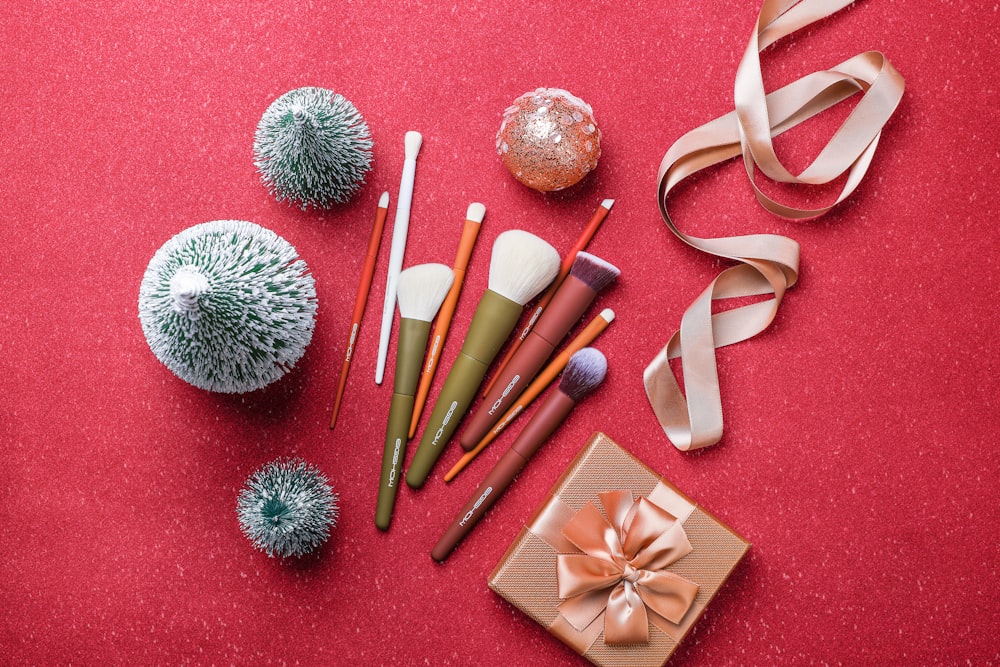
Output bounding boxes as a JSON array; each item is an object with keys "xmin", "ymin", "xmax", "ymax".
[
  {"xmin": 431, "ymin": 348, "xmax": 607, "ymax": 562},
  {"xmin": 459, "ymin": 252, "xmax": 618, "ymax": 451}
]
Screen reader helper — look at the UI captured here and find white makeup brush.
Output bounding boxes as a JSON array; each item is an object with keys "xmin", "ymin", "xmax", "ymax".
[
  {"xmin": 376, "ymin": 263, "xmax": 454, "ymax": 530},
  {"xmin": 405, "ymin": 230, "xmax": 560, "ymax": 488},
  {"xmin": 375, "ymin": 131, "xmax": 423, "ymax": 385}
]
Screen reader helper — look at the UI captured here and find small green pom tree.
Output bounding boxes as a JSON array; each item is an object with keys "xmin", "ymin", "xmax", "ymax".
[
  {"xmin": 138, "ymin": 220, "xmax": 317, "ymax": 393},
  {"xmin": 236, "ymin": 458, "xmax": 339, "ymax": 558},
  {"xmin": 253, "ymin": 86, "xmax": 374, "ymax": 210}
]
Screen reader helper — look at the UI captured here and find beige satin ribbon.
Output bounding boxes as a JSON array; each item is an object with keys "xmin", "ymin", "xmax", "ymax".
[
  {"xmin": 644, "ymin": 0, "xmax": 905, "ymax": 450},
  {"xmin": 555, "ymin": 491, "xmax": 700, "ymax": 646}
]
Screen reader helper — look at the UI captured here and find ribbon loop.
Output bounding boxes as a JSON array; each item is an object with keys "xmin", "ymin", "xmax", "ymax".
[
  {"xmin": 645, "ymin": 0, "xmax": 904, "ymax": 450},
  {"xmin": 556, "ymin": 492, "xmax": 699, "ymax": 645}
]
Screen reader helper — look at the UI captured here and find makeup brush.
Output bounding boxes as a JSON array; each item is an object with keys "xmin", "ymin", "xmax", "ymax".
[
  {"xmin": 330, "ymin": 191, "xmax": 390, "ymax": 429},
  {"xmin": 408, "ymin": 203, "xmax": 485, "ymax": 439},
  {"xmin": 376, "ymin": 263, "xmax": 454, "ymax": 530},
  {"xmin": 444, "ymin": 308, "xmax": 614, "ymax": 482},
  {"xmin": 431, "ymin": 348, "xmax": 608, "ymax": 562},
  {"xmin": 375, "ymin": 131, "xmax": 423, "ymax": 385},
  {"xmin": 482, "ymin": 199, "xmax": 613, "ymax": 398},
  {"xmin": 459, "ymin": 251, "xmax": 619, "ymax": 450},
  {"xmin": 405, "ymin": 230, "xmax": 560, "ymax": 489}
]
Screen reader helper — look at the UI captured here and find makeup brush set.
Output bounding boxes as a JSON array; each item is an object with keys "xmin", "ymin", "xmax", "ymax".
[{"xmin": 329, "ymin": 131, "xmax": 620, "ymax": 557}]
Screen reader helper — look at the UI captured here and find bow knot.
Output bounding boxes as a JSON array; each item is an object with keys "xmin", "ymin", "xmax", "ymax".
[{"xmin": 556, "ymin": 491, "xmax": 699, "ymax": 645}]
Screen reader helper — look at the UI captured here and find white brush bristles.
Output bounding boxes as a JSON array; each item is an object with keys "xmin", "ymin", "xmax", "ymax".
[
  {"xmin": 466, "ymin": 202, "xmax": 486, "ymax": 223},
  {"xmin": 404, "ymin": 131, "xmax": 423, "ymax": 160},
  {"xmin": 487, "ymin": 230, "xmax": 560, "ymax": 305},
  {"xmin": 397, "ymin": 263, "xmax": 455, "ymax": 322}
]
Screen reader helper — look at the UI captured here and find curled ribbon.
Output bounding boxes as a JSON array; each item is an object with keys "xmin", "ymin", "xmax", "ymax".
[
  {"xmin": 644, "ymin": 0, "xmax": 905, "ymax": 450},
  {"xmin": 556, "ymin": 491, "xmax": 699, "ymax": 645}
]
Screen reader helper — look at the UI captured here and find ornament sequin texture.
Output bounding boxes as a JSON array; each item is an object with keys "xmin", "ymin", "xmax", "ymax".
[{"xmin": 496, "ymin": 88, "xmax": 601, "ymax": 192}]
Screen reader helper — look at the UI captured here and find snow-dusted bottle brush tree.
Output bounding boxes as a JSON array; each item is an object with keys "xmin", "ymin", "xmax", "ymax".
[
  {"xmin": 253, "ymin": 86, "xmax": 374, "ymax": 210},
  {"xmin": 138, "ymin": 220, "xmax": 318, "ymax": 393},
  {"xmin": 237, "ymin": 458, "xmax": 339, "ymax": 558}
]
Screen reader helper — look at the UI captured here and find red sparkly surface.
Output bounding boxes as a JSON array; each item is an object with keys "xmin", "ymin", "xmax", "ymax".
[{"xmin": 2, "ymin": 2, "xmax": 997, "ymax": 665}]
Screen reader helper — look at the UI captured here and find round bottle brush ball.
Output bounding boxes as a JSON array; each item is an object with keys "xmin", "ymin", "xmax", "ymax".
[
  {"xmin": 496, "ymin": 87, "xmax": 601, "ymax": 192},
  {"xmin": 138, "ymin": 220, "xmax": 318, "ymax": 393},
  {"xmin": 254, "ymin": 86, "xmax": 374, "ymax": 209},
  {"xmin": 237, "ymin": 458, "xmax": 339, "ymax": 558}
]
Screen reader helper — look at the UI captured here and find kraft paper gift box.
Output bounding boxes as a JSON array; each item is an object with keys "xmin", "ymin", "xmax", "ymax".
[{"xmin": 488, "ymin": 432, "xmax": 749, "ymax": 667}]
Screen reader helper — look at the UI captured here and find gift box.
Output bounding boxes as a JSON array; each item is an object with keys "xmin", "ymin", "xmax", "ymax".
[{"xmin": 488, "ymin": 432, "xmax": 749, "ymax": 666}]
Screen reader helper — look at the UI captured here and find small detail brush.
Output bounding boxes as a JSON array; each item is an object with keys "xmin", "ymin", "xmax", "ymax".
[
  {"xmin": 405, "ymin": 230, "xmax": 560, "ymax": 488},
  {"xmin": 460, "ymin": 251, "xmax": 619, "ymax": 450},
  {"xmin": 408, "ymin": 203, "xmax": 485, "ymax": 439},
  {"xmin": 482, "ymin": 198, "xmax": 613, "ymax": 397},
  {"xmin": 330, "ymin": 191, "xmax": 390, "ymax": 429},
  {"xmin": 376, "ymin": 263, "xmax": 454, "ymax": 530},
  {"xmin": 444, "ymin": 308, "xmax": 614, "ymax": 482},
  {"xmin": 431, "ymin": 348, "xmax": 608, "ymax": 562},
  {"xmin": 375, "ymin": 131, "xmax": 423, "ymax": 385}
]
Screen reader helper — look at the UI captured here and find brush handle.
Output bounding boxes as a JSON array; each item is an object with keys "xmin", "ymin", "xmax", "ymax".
[
  {"xmin": 375, "ymin": 135, "xmax": 422, "ymax": 385},
  {"xmin": 431, "ymin": 448, "xmax": 526, "ymax": 562},
  {"xmin": 409, "ymin": 216, "xmax": 482, "ymax": 438},
  {"xmin": 375, "ymin": 318, "xmax": 432, "ymax": 530},
  {"xmin": 461, "ymin": 276, "xmax": 597, "ymax": 449},
  {"xmin": 376, "ymin": 392, "xmax": 415, "ymax": 530},
  {"xmin": 407, "ymin": 289, "xmax": 523, "ymax": 486},
  {"xmin": 431, "ymin": 391, "xmax": 576, "ymax": 561},
  {"xmin": 330, "ymin": 196, "xmax": 389, "ymax": 429}
]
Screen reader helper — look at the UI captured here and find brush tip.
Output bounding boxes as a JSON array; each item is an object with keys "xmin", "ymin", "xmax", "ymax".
[
  {"xmin": 600, "ymin": 308, "xmax": 615, "ymax": 323},
  {"xmin": 404, "ymin": 131, "xmax": 423, "ymax": 159},
  {"xmin": 559, "ymin": 347, "xmax": 607, "ymax": 401},
  {"xmin": 397, "ymin": 263, "xmax": 454, "ymax": 321},
  {"xmin": 379, "ymin": 191, "xmax": 390, "ymax": 207},
  {"xmin": 570, "ymin": 251, "xmax": 621, "ymax": 292},
  {"xmin": 466, "ymin": 202, "xmax": 486, "ymax": 223},
  {"xmin": 488, "ymin": 230, "xmax": 560, "ymax": 305},
  {"xmin": 602, "ymin": 198, "xmax": 615, "ymax": 209}
]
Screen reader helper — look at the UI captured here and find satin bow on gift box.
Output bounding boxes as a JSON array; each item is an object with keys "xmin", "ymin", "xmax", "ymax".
[{"xmin": 556, "ymin": 491, "xmax": 700, "ymax": 645}]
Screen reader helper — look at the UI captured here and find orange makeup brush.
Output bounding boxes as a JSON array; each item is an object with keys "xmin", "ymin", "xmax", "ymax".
[
  {"xmin": 330, "ymin": 191, "xmax": 390, "ymax": 429},
  {"xmin": 408, "ymin": 203, "xmax": 485, "ymax": 439},
  {"xmin": 481, "ymin": 198, "xmax": 613, "ymax": 398},
  {"xmin": 444, "ymin": 308, "xmax": 614, "ymax": 482}
]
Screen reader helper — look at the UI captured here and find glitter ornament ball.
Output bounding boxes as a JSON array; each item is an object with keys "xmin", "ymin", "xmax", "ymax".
[{"xmin": 496, "ymin": 88, "xmax": 601, "ymax": 192}]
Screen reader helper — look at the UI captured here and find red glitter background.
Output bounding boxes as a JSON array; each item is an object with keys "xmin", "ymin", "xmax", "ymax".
[{"xmin": 2, "ymin": 1, "xmax": 997, "ymax": 665}]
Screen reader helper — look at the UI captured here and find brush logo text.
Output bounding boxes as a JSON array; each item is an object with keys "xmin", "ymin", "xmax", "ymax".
[
  {"xmin": 387, "ymin": 438, "xmax": 402, "ymax": 487},
  {"xmin": 459, "ymin": 486, "xmax": 493, "ymax": 526},
  {"xmin": 489, "ymin": 375, "xmax": 521, "ymax": 415},
  {"xmin": 431, "ymin": 402, "xmax": 459, "ymax": 447}
]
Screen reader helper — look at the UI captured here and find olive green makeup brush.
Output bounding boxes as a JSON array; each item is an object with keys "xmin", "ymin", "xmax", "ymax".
[
  {"xmin": 376, "ymin": 263, "xmax": 454, "ymax": 530},
  {"xmin": 405, "ymin": 230, "xmax": 560, "ymax": 489}
]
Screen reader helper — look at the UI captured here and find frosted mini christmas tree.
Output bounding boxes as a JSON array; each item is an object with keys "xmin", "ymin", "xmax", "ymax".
[
  {"xmin": 138, "ymin": 220, "xmax": 317, "ymax": 393},
  {"xmin": 254, "ymin": 86, "xmax": 374, "ymax": 209},
  {"xmin": 237, "ymin": 458, "xmax": 339, "ymax": 558}
]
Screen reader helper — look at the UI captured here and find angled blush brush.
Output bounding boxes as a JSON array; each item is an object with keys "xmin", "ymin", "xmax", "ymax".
[
  {"xmin": 431, "ymin": 348, "xmax": 608, "ymax": 562},
  {"xmin": 408, "ymin": 203, "xmax": 485, "ymax": 439},
  {"xmin": 376, "ymin": 263, "xmax": 454, "ymax": 530},
  {"xmin": 459, "ymin": 251, "xmax": 619, "ymax": 450},
  {"xmin": 405, "ymin": 230, "xmax": 560, "ymax": 489},
  {"xmin": 482, "ymin": 198, "xmax": 613, "ymax": 397}
]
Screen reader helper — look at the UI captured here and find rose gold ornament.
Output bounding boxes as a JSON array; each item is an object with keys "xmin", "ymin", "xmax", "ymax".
[{"xmin": 496, "ymin": 88, "xmax": 601, "ymax": 192}]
